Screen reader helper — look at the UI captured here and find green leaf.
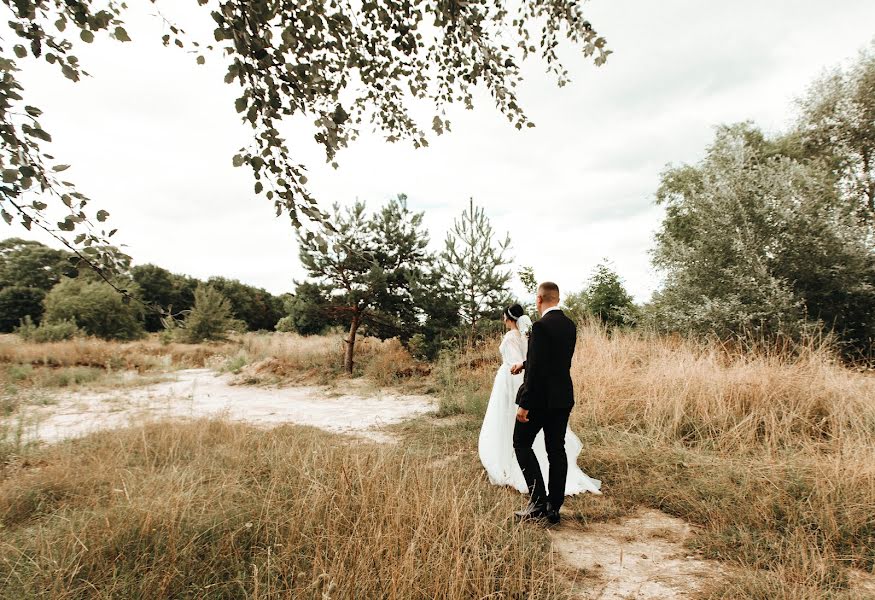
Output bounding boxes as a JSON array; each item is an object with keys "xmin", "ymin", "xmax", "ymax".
[
  {"xmin": 232, "ymin": 154, "xmax": 244, "ymax": 167},
  {"xmin": 235, "ymin": 97, "xmax": 247, "ymax": 113},
  {"xmin": 29, "ymin": 129, "xmax": 52, "ymax": 142},
  {"xmin": 57, "ymin": 218, "xmax": 75, "ymax": 231},
  {"xmin": 13, "ymin": 45, "xmax": 27, "ymax": 59},
  {"xmin": 81, "ymin": 30, "xmax": 95, "ymax": 43},
  {"xmin": 96, "ymin": 210, "xmax": 109, "ymax": 222},
  {"xmin": 1, "ymin": 210, "xmax": 11, "ymax": 225},
  {"xmin": 2, "ymin": 169, "xmax": 18, "ymax": 183},
  {"xmin": 53, "ymin": 164, "xmax": 71, "ymax": 172},
  {"xmin": 197, "ymin": 56, "xmax": 205, "ymax": 65},
  {"xmin": 114, "ymin": 27, "xmax": 131, "ymax": 42}
]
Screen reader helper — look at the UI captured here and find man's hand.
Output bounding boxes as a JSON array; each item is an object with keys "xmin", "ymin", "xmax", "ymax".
[
  {"xmin": 510, "ymin": 363, "xmax": 524, "ymax": 375},
  {"xmin": 516, "ymin": 407, "xmax": 529, "ymax": 423}
]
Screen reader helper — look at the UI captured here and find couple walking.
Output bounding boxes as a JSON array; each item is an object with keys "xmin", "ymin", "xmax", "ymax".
[{"xmin": 478, "ymin": 282, "xmax": 601, "ymax": 524}]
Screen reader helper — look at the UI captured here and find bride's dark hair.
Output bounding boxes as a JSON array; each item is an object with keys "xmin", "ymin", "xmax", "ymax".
[{"xmin": 504, "ymin": 304, "xmax": 524, "ymax": 321}]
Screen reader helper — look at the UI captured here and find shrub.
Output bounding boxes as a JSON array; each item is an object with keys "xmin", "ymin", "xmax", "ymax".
[
  {"xmin": 14, "ymin": 315, "xmax": 82, "ymax": 343},
  {"xmin": 175, "ymin": 285, "xmax": 245, "ymax": 343},
  {"xmin": 0, "ymin": 286, "xmax": 45, "ymax": 332},
  {"xmin": 43, "ymin": 278, "xmax": 144, "ymax": 340}
]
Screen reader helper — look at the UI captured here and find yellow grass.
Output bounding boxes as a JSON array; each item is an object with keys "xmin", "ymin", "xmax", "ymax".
[
  {"xmin": 1, "ymin": 325, "xmax": 873, "ymax": 598},
  {"xmin": 0, "ymin": 421, "xmax": 559, "ymax": 599}
]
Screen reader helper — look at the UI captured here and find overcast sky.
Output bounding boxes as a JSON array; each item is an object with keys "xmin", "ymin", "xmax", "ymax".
[{"xmin": 7, "ymin": 1, "xmax": 875, "ymax": 302}]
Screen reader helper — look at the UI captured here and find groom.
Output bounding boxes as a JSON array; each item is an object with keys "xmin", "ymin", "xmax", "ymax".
[{"xmin": 510, "ymin": 281, "xmax": 576, "ymax": 525}]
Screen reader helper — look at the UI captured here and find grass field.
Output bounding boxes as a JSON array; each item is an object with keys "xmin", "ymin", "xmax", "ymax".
[{"xmin": 1, "ymin": 326, "xmax": 873, "ymax": 598}]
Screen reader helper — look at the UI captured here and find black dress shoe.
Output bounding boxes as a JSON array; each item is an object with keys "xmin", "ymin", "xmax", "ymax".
[
  {"xmin": 514, "ymin": 501, "xmax": 548, "ymax": 521},
  {"xmin": 544, "ymin": 502, "xmax": 560, "ymax": 525}
]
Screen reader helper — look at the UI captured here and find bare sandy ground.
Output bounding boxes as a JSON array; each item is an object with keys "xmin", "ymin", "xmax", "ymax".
[
  {"xmin": 8, "ymin": 368, "xmax": 434, "ymax": 444},
  {"xmin": 550, "ymin": 509, "xmax": 725, "ymax": 599}
]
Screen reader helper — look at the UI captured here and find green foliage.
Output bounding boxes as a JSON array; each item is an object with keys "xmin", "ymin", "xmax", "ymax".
[
  {"xmin": 131, "ymin": 264, "xmax": 198, "ymax": 331},
  {"xmin": 441, "ymin": 199, "xmax": 513, "ymax": 332},
  {"xmin": 42, "ymin": 278, "xmax": 144, "ymax": 341},
  {"xmin": 0, "ymin": 238, "xmax": 75, "ymax": 291},
  {"xmin": 518, "ymin": 266, "xmax": 538, "ymax": 295},
  {"xmin": 278, "ymin": 281, "xmax": 336, "ymax": 335},
  {"xmin": 1, "ymin": 0, "xmax": 609, "ymax": 258},
  {"xmin": 0, "ymin": 285, "xmax": 44, "ymax": 332},
  {"xmin": 796, "ymin": 42, "xmax": 875, "ymax": 220},
  {"xmin": 206, "ymin": 277, "xmax": 284, "ymax": 331},
  {"xmin": 651, "ymin": 122, "xmax": 875, "ymax": 354},
  {"xmin": 175, "ymin": 285, "xmax": 244, "ymax": 343},
  {"xmin": 298, "ymin": 196, "xmax": 445, "ymax": 370},
  {"xmin": 579, "ymin": 262, "xmax": 638, "ymax": 327},
  {"xmin": 15, "ymin": 315, "xmax": 82, "ymax": 343},
  {"xmin": 561, "ymin": 289, "xmax": 590, "ymax": 325}
]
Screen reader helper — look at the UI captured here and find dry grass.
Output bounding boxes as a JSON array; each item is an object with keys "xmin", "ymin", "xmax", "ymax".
[
  {"xmin": 0, "ymin": 333, "xmax": 235, "ymax": 372},
  {"xmin": 570, "ymin": 324, "xmax": 875, "ymax": 453},
  {"xmin": 435, "ymin": 323, "xmax": 875, "ymax": 597},
  {"xmin": 568, "ymin": 324, "xmax": 874, "ymax": 596},
  {"xmin": 0, "ymin": 420, "xmax": 560, "ymax": 599},
  {"xmin": 1, "ymin": 325, "xmax": 873, "ymax": 598},
  {"xmin": 228, "ymin": 333, "xmax": 428, "ymax": 387}
]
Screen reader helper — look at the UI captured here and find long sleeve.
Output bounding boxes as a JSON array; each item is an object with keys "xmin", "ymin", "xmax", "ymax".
[{"xmin": 503, "ymin": 332, "xmax": 525, "ymax": 365}]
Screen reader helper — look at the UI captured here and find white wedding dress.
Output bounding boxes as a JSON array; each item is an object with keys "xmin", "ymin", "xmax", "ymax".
[{"xmin": 478, "ymin": 330, "xmax": 602, "ymax": 495}]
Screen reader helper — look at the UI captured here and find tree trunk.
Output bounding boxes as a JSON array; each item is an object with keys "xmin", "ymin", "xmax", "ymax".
[{"xmin": 344, "ymin": 311, "xmax": 361, "ymax": 374}]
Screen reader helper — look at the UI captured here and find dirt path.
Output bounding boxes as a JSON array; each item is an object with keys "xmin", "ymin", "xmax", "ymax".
[
  {"xmin": 8, "ymin": 368, "xmax": 434, "ymax": 444},
  {"xmin": 549, "ymin": 509, "xmax": 726, "ymax": 599}
]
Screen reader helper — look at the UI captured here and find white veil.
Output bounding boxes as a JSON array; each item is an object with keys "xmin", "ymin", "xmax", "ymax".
[{"xmin": 516, "ymin": 314, "xmax": 532, "ymax": 338}]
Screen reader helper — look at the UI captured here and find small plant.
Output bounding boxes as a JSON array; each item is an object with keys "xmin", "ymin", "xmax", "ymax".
[
  {"xmin": 14, "ymin": 316, "xmax": 83, "ymax": 343},
  {"xmin": 174, "ymin": 285, "xmax": 245, "ymax": 343}
]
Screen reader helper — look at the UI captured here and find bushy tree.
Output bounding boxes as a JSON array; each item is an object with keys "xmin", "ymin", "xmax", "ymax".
[
  {"xmin": 583, "ymin": 263, "xmax": 637, "ymax": 327},
  {"xmin": 0, "ymin": 285, "xmax": 44, "ymax": 331},
  {"xmin": 43, "ymin": 278, "xmax": 144, "ymax": 340},
  {"xmin": 298, "ymin": 197, "xmax": 436, "ymax": 372},
  {"xmin": 207, "ymin": 277, "xmax": 284, "ymax": 331},
  {"xmin": 651, "ymin": 123, "xmax": 875, "ymax": 353},
  {"xmin": 441, "ymin": 199, "xmax": 513, "ymax": 334},
  {"xmin": 796, "ymin": 43, "xmax": 875, "ymax": 220},
  {"xmin": 0, "ymin": 237, "xmax": 74, "ymax": 291},
  {"xmin": 175, "ymin": 285, "xmax": 244, "ymax": 343},
  {"xmin": 131, "ymin": 264, "xmax": 200, "ymax": 331}
]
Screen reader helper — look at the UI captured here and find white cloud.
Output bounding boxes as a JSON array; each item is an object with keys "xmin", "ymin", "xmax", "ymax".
[{"xmin": 5, "ymin": 0, "xmax": 874, "ymax": 303}]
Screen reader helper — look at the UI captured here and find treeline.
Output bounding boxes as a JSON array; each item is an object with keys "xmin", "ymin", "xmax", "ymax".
[{"xmin": 0, "ymin": 237, "xmax": 284, "ymax": 341}]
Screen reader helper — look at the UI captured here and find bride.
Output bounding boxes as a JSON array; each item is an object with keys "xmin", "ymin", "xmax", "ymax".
[{"xmin": 478, "ymin": 304, "xmax": 601, "ymax": 495}]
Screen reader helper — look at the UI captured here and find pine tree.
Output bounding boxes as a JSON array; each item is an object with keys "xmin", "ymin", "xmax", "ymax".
[{"xmin": 441, "ymin": 199, "xmax": 513, "ymax": 334}]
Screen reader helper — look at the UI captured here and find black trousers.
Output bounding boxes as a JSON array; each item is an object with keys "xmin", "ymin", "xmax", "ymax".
[{"xmin": 513, "ymin": 405, "xmax": 572, "ymax": 510}]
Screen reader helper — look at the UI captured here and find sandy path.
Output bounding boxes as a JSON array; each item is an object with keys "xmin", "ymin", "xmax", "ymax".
[
  {"xmin": 9, "ymin": 368, "xmax": 435, "ymax": 444},
  {"xmin": 549, "ymin": 509, "xmax": 726, "ymax": 599}
]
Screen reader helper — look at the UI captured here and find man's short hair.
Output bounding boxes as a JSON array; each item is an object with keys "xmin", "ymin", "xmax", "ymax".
[{"xmin": 538, "ymin": 281, "xmax": 560, "ymax": 303}]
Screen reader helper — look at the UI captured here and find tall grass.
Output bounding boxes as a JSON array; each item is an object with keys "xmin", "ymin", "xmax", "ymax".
[
  {"xmin": 570, "ymin": 323, "xmax": 875, "ymax": 452},
  {"xmin": 0, "ymin": 420, "xmax": 560, "ymax": 599},
  {"xmin": 435, "ymin": 323, "xmax": 875, "ymax": 596},
  {"xmin": 572, "ymin": 323, "xmax": 875, "ymax": 596}
]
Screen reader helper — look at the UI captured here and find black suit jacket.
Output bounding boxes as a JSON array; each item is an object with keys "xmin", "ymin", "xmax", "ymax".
[{"xmin": 515, "ymin": 309, "xmax": 577, "ymax": 411}]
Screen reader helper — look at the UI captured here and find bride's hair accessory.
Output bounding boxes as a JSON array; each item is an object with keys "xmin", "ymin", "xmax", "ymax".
[
  {"xmin": 505, "ymin": 304, "xmax": 524, "ymax": 321},
  {"xmin": 505, "ymin": 304, "xmax": 532, "ymax": 337}
]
